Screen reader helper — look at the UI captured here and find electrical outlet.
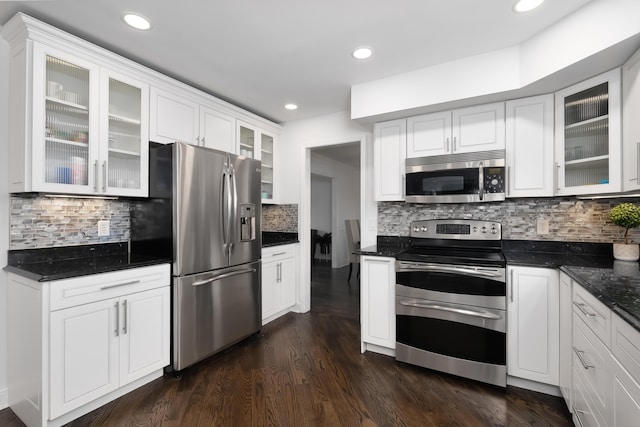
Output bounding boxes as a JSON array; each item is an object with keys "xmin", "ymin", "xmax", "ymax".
[
  {"xmin": 98, "ymin": 220, "xmax": 110, "ymax": 237},
  {"xmin": 536, "ymin": 218, "xmax": 550, "ymax": 235}
]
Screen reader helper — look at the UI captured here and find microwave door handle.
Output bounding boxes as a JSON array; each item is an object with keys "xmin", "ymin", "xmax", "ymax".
[{"xmin": 478, "ymin": 161, "xmax": 484, "ymax": 201}]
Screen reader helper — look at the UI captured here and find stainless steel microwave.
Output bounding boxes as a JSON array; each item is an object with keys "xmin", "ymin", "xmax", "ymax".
[{"xmin": 405, "ymin": 150, "xmax": 506, "ymax": 203}]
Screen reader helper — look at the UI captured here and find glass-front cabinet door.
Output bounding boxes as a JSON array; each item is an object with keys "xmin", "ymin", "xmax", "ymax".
[
  {"xmin": 100, "ymin": 70, "xmax": 149, "ymax": 197},
  {"xmin": 32, "ymin": 43, "xmax": 148, "ymax": 196},
  {"xmin": 555, "ymin": 69, "xmax": 621, "ymax": 195},
  {"xmin": 35, "ymin": 45, "xmax": 99, "ymax": 194},
  {"xmin": 260, "ymin": 132, "xmax": 275, "ymax": 202},
  {"xmin": 238, "ymin": 123, "xmax": 257, "ymax": 159}
]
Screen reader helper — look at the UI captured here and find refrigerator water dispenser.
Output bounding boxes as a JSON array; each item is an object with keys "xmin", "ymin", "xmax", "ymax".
[{"xmin": 239, "ymin": 203, "xmax": 256, "ymax": 241}]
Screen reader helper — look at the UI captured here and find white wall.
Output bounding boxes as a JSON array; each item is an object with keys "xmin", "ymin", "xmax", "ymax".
[
  {"xmin": 0, "ymin": 31, "xmax": 9, "ymax": 409},
  {"xmin": 351, "ymin": 0, "xmax": 640, "ymax": 120},
  {"xmin": 310, "ymin": 152, "xmax": 360, "ymax": 268},
  {"xmin": 279, "ymin": 111, "xmax": 374, "ymax": 313}
]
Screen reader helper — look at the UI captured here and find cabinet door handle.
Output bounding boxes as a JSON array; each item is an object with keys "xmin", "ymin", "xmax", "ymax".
[
  {"xmin": 554, "ymin": 162, "xmax": 560, "ymax": 191},
  {"xmin": 196, "ymin": 136, "xmax": 200, "ymax": 145},
  {"xmin": 102, "ymin": 161, "xmax": 107, "ymax": 193},
  {"xmin": 506, "ymin": 166, "xmax": 510, "ymax": 195},
  {"xmin": 573, "ymin": 301, "xmax": 596, "ymax": 317},
  {"xmin": 446, "ymin": 137, "xmax": 450, "ymax": 152},
  {"xmin": 94, "ymin": 160, "xmax": 99, "ymax": 193},
  {"xmin": 453, "ymin": 136, "xmax": 457, "ymax": 152},
  {"xmin": 122, "ymin": 300, "xmax": 127, "ymax": 335},
  {"xmin": 100, "ymin": 280, "xmax": 140, "ymax": 290},
  {"xmin": 114, "ymin": 301, "xmax": 120, "ymax": 337},
  {"xmin": 509, "ymin": 269, "xmax": 514, "ymax": 303},
  {"xmin": 573, "ymin": 347, "xmax": 594, "ymax": 369},
  {"xmin": 201, "ymin": 137, "xmax": 206, "ymax": 145}
]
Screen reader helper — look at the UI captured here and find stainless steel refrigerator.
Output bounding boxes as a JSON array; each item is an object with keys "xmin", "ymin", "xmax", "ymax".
[{"xmin": 131, "ymin": 142, "xmax": 261, "ymax": 371}]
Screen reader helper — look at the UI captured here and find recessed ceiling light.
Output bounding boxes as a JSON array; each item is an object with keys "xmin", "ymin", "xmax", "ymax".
[
  {"xmin": 513, "ymin": 0, "xmax": 544, "ymax": 13},
  {"xmin": 285, "ymin": 103, "xmax": 298, "ymax": 110},
  {"xmin": 122, "ymin": 12, "xmax": 152, "ymax": 30},
  {"xmin": 352, "ymin": 47, "xmax": 373, "ymax": 60}
]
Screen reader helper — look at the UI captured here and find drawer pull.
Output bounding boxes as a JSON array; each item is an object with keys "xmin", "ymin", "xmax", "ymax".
[
  {"xmin": 573, "ymin": 347, "xmax": 594, "ymax": 370},
  {"xmin": 100, "ymin": 280, "xmax": 141, "ymax": 290},
  {"xmin": 573, "ymin": 301, "xmax": 596, "ymax": 317},
  {"xmin": 272, "ymin": 252, "xmax": 286, "ymax": 257}
]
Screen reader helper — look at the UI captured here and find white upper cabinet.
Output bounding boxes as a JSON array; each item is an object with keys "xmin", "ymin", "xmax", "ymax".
[
  {"xmin": 452, "ymin": 102, "xmax": 505, "ymax": 153},
  {"xmin": 505, "ymin": 94, "xmax": 554, "ymax": 198},
  {"xmin": 407, "ymin": 111, "xmax": 452, "ymax": 157},
  {"xmin": 236, "ymin": 120, "xmax": 278, "ymax": 202},
  {"xmin": 8, "ymin": 38, "xmax": 148, "ymax": 197},
  {"xmin": 149, "ymin": 87, "xmax": 238, "ymax": 153},
  {"xmin": 623, "ymin": 48, "xmax": 640, "ymax": 192},
  {"xmin": 555, "ymin": 68, "xmax": 622, "ymax": 196},
  {"xmin": 406, "ymin": 103, "xmax": 505, "ymax": 158},
  {"xmin": 149, "ymin": 87, "xmax": 199, "ymax": 145},
  {"xmin": 374, "ymin": 119, "xmax": 406, "ymax": 201},
  {"xmin": 199, "ymin": 105, "xmax": 236, "ymax": 153}
]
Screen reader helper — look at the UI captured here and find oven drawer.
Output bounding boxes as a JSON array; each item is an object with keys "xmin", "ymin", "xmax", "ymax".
[{"xmin": 396, "ymin": 296, "xmax": 506, "ymax": 366}]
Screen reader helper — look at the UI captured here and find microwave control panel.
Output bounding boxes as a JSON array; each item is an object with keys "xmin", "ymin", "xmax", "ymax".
[{"xmin": 484, "ymin": 167, "xmax": 505, "ymax": 193}]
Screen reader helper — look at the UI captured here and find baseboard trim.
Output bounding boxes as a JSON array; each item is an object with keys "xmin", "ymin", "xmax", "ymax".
[{"xmin": 507, "ymin": 376, "xmax": 562, "ymax": 397}]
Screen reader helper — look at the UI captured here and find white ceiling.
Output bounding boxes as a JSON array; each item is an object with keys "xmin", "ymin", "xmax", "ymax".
[{"xmin": 0, "ymin": 0, "xmax": 596, "ymax": 124}]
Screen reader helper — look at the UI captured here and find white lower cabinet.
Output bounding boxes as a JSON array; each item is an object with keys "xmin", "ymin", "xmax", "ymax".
[
  {"xmin": 7, "ymin": 264, "xmax": 170, "ymax": 427},
  {"xmin": 261, "ymin": 244, "xmax": 298, "ymax": 325},
  {"xmin": 559, "ymin": 272, "xmax": 573, "ymax": 409},
  {"xmin": 507, "ymin": 266, "xmax": 560, "ymax": 386},
  {"xmin": 361, "ymin": 256, "xmax": 395, "ymax": 355}
]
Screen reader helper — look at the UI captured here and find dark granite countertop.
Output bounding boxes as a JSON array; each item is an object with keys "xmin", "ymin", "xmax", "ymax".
[
  {"xmin": 561, "ymin": 264, "xmax": 640, "ymax": 332},
  {"xmin": 4, "ymin": 242, "xmax": 170, "ymax": 282},
  {"xmin": 262, "ymin": 231, "xmax": 299, "ymax": 248}
]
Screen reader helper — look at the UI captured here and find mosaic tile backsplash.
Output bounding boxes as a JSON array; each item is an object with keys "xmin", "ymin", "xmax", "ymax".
[
  {"xmin": 262, "ymin": 204, "xmax": 298, "ymax": 232},
  {"xmin": 378, "ymin": 197, "xmax": 640, "ymax": 243},
  {"xmin": 10, "ymin": 195, "xmax": 130, "ymax": 249}
]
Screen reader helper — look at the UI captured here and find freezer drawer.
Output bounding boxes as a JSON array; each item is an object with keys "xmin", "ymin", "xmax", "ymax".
[{"xmin": 172, "ymin": 260, "xmax": 261, "ymax": 371}]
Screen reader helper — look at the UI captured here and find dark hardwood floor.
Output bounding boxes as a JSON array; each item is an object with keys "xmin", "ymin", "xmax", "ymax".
[{"xmin": 1, "ymin": 262, "xmax": 573, "ymax": 426}]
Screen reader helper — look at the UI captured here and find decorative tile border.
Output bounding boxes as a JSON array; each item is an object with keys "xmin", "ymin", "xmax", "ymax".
[{"xmin": 378, "ymin": 197, "xmax": 640, "ymax": 243}]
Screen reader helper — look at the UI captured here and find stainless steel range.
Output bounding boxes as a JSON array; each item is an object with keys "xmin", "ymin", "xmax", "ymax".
[{"xmin": 395, "ymin": 219, "xmax": 507, "ymax": 387}]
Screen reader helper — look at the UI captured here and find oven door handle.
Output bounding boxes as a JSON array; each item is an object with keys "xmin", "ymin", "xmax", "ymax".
[
  {"xmin": 399, "ymin": 263, "xmax": 503, "ymax": 280},
  {"xmin": 399, "ymin": 300, "xmax": 502, "ymax": 320}
]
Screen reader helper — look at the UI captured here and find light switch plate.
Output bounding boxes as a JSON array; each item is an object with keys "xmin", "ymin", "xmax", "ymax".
[
  {"xmin": 98, "ymin": 220, "xmax": 110, "ymax": 237},
  {"xmin": 536, "ymin": 218, "xmax": 549, "ymax": 235}
]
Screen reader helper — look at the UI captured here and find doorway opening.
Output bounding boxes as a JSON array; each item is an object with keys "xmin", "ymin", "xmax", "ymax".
[{"xmin": 308, "ymin": 143, "xmax": 361, "ymax": 315}]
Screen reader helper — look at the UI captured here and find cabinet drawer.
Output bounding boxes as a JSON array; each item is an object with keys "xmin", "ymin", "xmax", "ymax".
[
  {"xmin": 50, "ymin": 264, "xmax": 170, "ymax": 311},
  {"xmin": 262, "ymin": 245, "xmax": 296, "ymax": 263},
  {"xmin": 573, "ymin": 364, "xmax": 607, "ymax": 427},
  {"xmin": 613, "ymin": 313, "xmax": 640, "ymax": 384},
  {"xmin": 573, "ymin": 315, "xmax": 613, "ymax": 420},
  {"xmin": 573, "ymin": 284, "xmax": 612, "ymax": 348}
]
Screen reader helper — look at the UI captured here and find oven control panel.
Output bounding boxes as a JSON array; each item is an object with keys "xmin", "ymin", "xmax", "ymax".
[{"xmin": 410, "ymin": 219, "xmax": 501, "ymax": 240}]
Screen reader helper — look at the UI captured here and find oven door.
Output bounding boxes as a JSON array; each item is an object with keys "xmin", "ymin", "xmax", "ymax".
[
  {"xmin": 396, "ymin": 261, "xmax": 506, "ymax": 310},
  {"xmin": 395, "ymin": 295, "xmax": 506, "ymax": 387}
]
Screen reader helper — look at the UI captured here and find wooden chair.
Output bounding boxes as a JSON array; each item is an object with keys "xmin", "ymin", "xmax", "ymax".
[{"xmin": 345, "ymin": 219, "xmax": 360, "ymax": 282}]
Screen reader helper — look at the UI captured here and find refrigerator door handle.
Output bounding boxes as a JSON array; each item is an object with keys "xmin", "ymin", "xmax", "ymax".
[
  {"xmin": 222, "ymin": 163, "xmax": 232, "ymax": 255},
  {"xmin": 192, "ymin": 268, "xmax": 257, "ymax": 286},
  {"xmin": 229, "ymin": 162, "xmax": 238, "ymax": 255}
]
